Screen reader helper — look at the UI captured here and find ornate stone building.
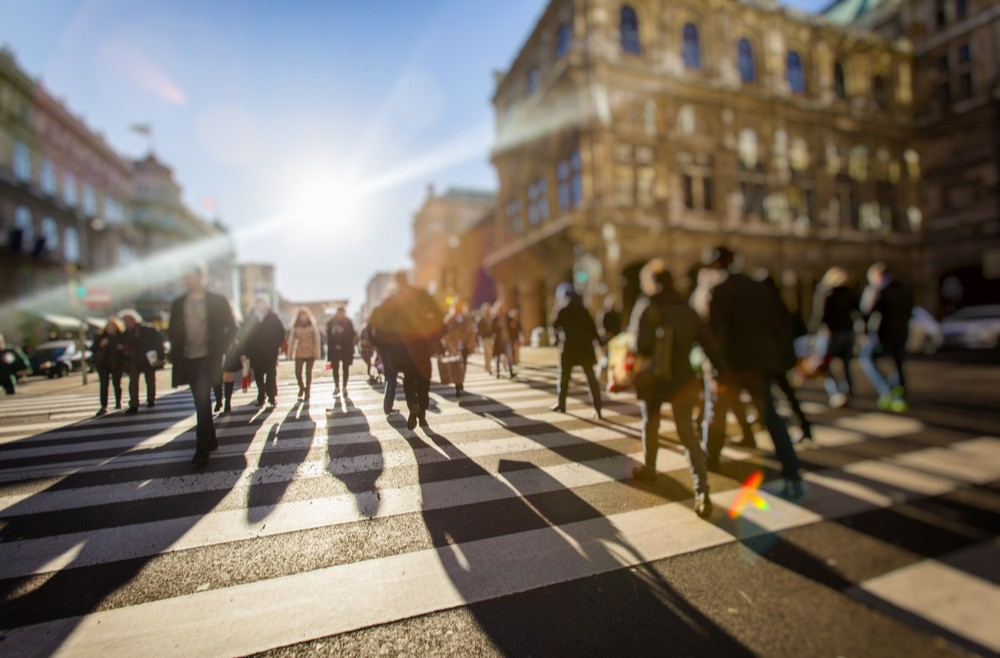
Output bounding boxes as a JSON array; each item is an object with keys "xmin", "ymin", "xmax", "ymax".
[{"xmin": 486, "ymin": 0, "xmax": 924, "ymax": 332}]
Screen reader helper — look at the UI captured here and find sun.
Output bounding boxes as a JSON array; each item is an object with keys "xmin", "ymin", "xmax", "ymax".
[{"xmin": 285, "ymin": 166, "xmax": 366, "ymax": 234}]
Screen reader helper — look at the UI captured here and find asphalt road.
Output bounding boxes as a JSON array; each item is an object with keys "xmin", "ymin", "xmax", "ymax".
[{"xmin": 0, "ymin": 348, "xmax": 997, "ymax": 657}]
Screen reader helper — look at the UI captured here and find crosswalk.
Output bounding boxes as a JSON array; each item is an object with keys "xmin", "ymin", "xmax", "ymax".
[{"xmin": 0, "ymin": 357, "xmax": 997, "ymax": 657}]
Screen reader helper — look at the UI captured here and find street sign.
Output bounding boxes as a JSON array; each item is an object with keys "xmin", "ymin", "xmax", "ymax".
[{"xmin": 83, "ymin": 287, "xmax": 112, "ymax": 309}]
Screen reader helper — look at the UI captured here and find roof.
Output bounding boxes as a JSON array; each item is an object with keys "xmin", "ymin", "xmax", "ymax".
[
  {"xmin": 442, "ymin": 187, "xmax": 496, "ymax": 202},
  {"xmin": 821, "ymin": 0, "xmax": 886, "ymax": 24}
]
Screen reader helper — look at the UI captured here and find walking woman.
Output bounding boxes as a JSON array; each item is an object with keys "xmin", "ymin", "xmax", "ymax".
[
  {"xmin": 491, "ymin": 301, "xmax": 516, "ymax": 379},
  {"xmin": 93, "ymin": 316, "xmax": 126, "ymax": 417},
  {"xmin": 288, "ymin": 307, "xmax": 321, "ymax": 401},
  {"xmin": 326, "ymin": 306, "xmax": 356, "ymax": 397}
]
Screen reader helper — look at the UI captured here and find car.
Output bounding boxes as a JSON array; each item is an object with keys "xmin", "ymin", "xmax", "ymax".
[
  {"xmin": 26, "ymin": 340, "xmax": 90, "ymax": 378},
  {"xmin": 940, "ymin": 304, "xmax": 1000, "ymax": 350},
  {"xmin": 908, "ymin": 306, "xmax": 943, "ymax": 354}
]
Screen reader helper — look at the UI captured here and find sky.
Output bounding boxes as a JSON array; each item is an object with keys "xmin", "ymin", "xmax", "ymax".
[{"xmin": 2, "ymin": 0, "xmax": 830, "ymax": 309}]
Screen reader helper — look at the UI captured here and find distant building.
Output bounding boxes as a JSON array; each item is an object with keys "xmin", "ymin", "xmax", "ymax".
[
  {"xmin": 411, "ymin": 184, "xmax": 496, "ymax": 307},
  {"xmin": 361, "ymin": 270, "xmax": 397, "ymax": 322},
  {"xmin": 277, "ymin": 297, "xmax": 349, "ymax": 331},
  {"xmin": 237, "ymin": 262, "xmax": 276, "ymax": 316}
]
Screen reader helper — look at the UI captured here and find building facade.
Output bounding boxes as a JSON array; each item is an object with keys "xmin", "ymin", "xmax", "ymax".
[
  {"xmin": 411, "ymin": 185, "xmax": 497, "ymax": 308},
  {"xmin": 237, "ymin": 262, "xmax": 276, "ymax": 317},
  {"xmin": 361, "ymin": 271, "xmax": 397, "ymax": 324},
  {"xmin": 487, "ymin": 0, "xmax": 924, "ymax": 332}
]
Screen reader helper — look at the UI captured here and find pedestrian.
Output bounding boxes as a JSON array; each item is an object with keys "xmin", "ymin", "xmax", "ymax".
[
  {"xmin": 369, "ymin": 271, "xmax": 443, "ymax": 430},
  {"xmin": 244, "ymin": 295, "xmax": 285, "ymax": 408},
  {"xmin": 358, "ymin": 321, "xmax": 376, "ymax": 381},
  {"xmin": 700, "ymin": 246, "xmax": 803, "ymax": 498},
  {"xmin": 475, "ymin": 303, "xmax": 494, "ymax": 374},
  {"xmin": 168, "ymin": 262, "xmax": 237, "ymax": 466},
  {"xmin": 288, "ymin": 307, "xmax": 322, "ymax": 402},
  {"xmin": 120, "ymin": 310, "xmax": 165, "ymax": 414},
  {"xmin": 596, "ymin": 294, "xmax": 623, "ymax": 386},
  {"xmin": 859, "ymin": 262, "xmax": 913, "ymax": 412},
  {"xmin": 491, "ymin": 301, "xmax": 517, "ymax": 379},
  {"xmin": 92, "ymin": 316, "xmax": 126, "ymax": 416},
  {"xmin": 326, "ymin": 306, "xmax": 356, "ymax": 398},
  {"xmin": 811, "ymin": 266, "xmax": 860, "ymax": 408},
  {"xmin": 508, "ymin": 307, "xmax": 524, "ymax": 365},
  {"xmin": 0, "ymin": 333, "xmax": 31, "ymax": 395},
  {"xmin": 628, "ymin": 259, "xmax": 723, "ymax": 518},
  {"xmin": 550, "ymin": 283, "xmax": 603, "ymax": 419},
  {"xmin": 442, "ymin": 301, "xmax": 474, "ymax": 397}
]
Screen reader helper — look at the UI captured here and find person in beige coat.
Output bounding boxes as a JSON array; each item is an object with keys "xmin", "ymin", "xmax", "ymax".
[{"xmin": 287, "ymin": 307, "xmax": 322, "ymax": 401}]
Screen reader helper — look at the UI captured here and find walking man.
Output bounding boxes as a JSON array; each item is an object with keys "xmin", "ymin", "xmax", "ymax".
[
  {"xmin": 550, "ymin": 283, "xmax": 602, "ymax": 419},
  {"xmin": 120, "ymin": 310, "xmax": 165, "ymax": 414},
  {"xmin": 245, "ymin": 295, "xmax": 285, "ymax": 408},
  {"xmin": 326, "ymin": 306, "xmax": 356, "ymax": 397},
  {"xmin": 168, "ymin": 263, "xmax": 237, "ymax": 466},
  {"xmin": 859, "ymin": 262, "xmax": 913, "ymax": 412}
]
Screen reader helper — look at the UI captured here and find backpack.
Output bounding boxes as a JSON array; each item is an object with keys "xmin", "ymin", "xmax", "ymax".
[{"xmin": 608, "ymin": 302, "xmax": 675, "ymax": 392}]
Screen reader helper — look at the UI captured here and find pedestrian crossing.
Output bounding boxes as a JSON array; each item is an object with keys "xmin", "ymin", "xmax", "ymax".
[{"xmin": 0, "ymin": 358, "xmax": 997, "ymax": 657}]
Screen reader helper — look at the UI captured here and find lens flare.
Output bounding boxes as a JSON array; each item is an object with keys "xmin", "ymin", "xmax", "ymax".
[{"xmin": 727, "ymin": 470, "xmax": 770, "ymax": 519}]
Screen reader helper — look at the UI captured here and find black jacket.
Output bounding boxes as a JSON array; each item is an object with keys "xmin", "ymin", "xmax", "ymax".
[
  {"xmin": 168, "ymin": 292, "xmax": 237, "ymax": 386},
  {"xmin": 865, "ymin": 278, "xmax": 913, "ymax": 348},
  {"xmin": 708, "ymin": 272, "xmax": 796, "ymax": 374},
  {"xmin": 244, "ymin": 311, "xmax": 286, "ymax": 368},
  {"xmin": 93, "ymin": 330, "xmax": 126, "ymax": 372},
  {"xmin": 326, "ymin": 317, "xmax": 356, "ymax": 365},
  {"xmin": 552, "ymin": 297, "xmax": 600, "ymax": 366},
  {"xmin": 123, "ymin": 324, "xmax": 165, "ymax": 369},
  {"xmin": 814, "ymin": 285, "xmax": 859, "ymax": 335}
]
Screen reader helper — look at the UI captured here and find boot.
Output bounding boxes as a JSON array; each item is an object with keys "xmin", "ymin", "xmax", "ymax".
[{"xmin": 223, "ymin": 381, "xmax": 234, "ymax": 414}]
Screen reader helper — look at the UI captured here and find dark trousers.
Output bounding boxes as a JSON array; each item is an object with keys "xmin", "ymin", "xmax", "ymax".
[
  {"xmin": 183, "ymin": 357, "xmax": 216, "ymax": 455},
  {"xmin": 295, "ymin": 358, "xmax": 315, "ymax": 393},
  {"xmin": 773, "ymin": 371, "xmax": 812, "ymax": 438},
  {"xmin": 329, "ymin": 357, "xmax": 349, "ymax": 391},
  {"xmin": 707, "ymin": 371, "xmax": 800, "ymax": 480},
  {"xmin": 556, "ymin": 354, "xmax": 601, "ymax": 413},
  {"xmin": 824, "ymin": 332, "xmax": 855, "ymax": 398},
  {"xmin": 1, "ymin": 365, "xmax": 15, "ymax": 394},
  {"xmin": 381, "ymin": 350, "xmax": 397, "ymax": 414},
  {"xmin": 128, "ymin": 361, "xmax": 156, "ymax": 408},
  {"xmin": 395, "ymin": 348, "xmax": 431, "ymax": 418},
  {"xmin": 98, "ymin": 367, "xmax": 123, "ymax": 409},
  {"xmin": 639, "ymin": 381, "xmax": 708, "ymax": 495},
  {"xmin": 253, "ymin": 358, "xmax": 277, "ymax": 403}
]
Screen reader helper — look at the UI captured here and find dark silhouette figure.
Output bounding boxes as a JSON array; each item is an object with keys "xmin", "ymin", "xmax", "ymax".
[
  {"xmin": 810, "ymin": 266, "xmax": 861, "ymax": 408},
  {"xmin": 92, "ymin": 317, "xmax": 126, "ymax": 416},
  {"xmin": 243, "ymin": 294, "xmax": 285, "ymax": 408},
  {"xmin": 120, "ymin": 309, "xmax": 164, "ymax": 413},
  {"xmin": 326, "ymin": 306, "xmax": 356, "ymax": 397},
  {"xmin": 549, "ymin": 283, "xmax": 602, "ymax": 419},
  {"xmin": 859, "ymin": 262, "xmax": 914, "ymax": 412}
]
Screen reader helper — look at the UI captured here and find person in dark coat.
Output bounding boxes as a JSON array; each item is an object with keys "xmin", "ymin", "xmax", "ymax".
[
  {"xmin": 92, "ymin": 316, "xmax": 126, "ymax": 416},
  {"xmin": 475, "ymin": 303, "xmax": 495, "ymax": 375},
  {"xmin": 120, "ymin": 310, "xmax": 165, "ymax": 414},
  {"xmin": 628, "ymin": 260, "xmax": 725, "ymax": 518},
  {"xmin": 811, "ymin": 267, "xmax": 860, "ymax": 408},
  {"xmin": 550, "ymin": 283, "xmax": 602, "ymax": 419},
  {"xmin": 326, "ymin": 306, "xmax": 356, "ymax": 397},
  {"xmin": 701, "ymin": 246, "xmax": 803, "ymax": 498},
  {"xmin": 859, "ymin": 262, "xmax": 914, "ymax": 412},
  {"xmin": 168, "ymin": 263, "xmax": 237, "ymax": 466},
  {"xmin": 0, "ymin": 333, "xmax": 31, "ymax": 395},
  {"xmin": 243, "ymin": 295, "xmax": 285, "ymax": 408},
  {"xmin": 370, "ymin": 271, "xmax": 443, "ymax": 430}
]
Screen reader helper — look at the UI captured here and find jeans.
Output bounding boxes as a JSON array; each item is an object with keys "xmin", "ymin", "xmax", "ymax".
[
  {"xmin": 252, "ymin": 358, "xmax": 277, "ymax": 403},
  {"xmin": 128, "ymin": 361, "xmax": 156, "ymax": 408},
  {"xmin": 295, "ymin": 358, "xmax": 315, "ymax": 393},
  {"xmin": 98, "ymin": 367, "xmax": 123, "ymax": 409},
  {"xmin": 707, "ymin": 371, "xmax": 800, "ymax": 480},
  {"xmin": 329, "ymin": 357, "xmax": 349, "ymax": 391},
  {"xmin": 859, "ymin": 336, "xmax": 906, "ymax": 398},
  {"xmin": 639, "ymin": 380, "xmax": 708, "ymax": 495},
  {"xmin": 556, "ymin": 354, "xmax": 601, "ymax": 413},
  {"xmin": 823, "ymin": 332, "xmax": 855, "ymax": 399},
  {"xmin": 183, "ymin": 357, "xmax": 216, "ymax": 455}
]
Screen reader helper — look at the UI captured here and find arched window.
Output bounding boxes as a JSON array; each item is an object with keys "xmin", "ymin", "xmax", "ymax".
[
  {"xmin": 834, "ymin": 62, "xmax": 846, "ymax": 99},
  {"xmin": 738, "ymin": 38, "xmax": 756, "ymax": 83},
  {"xmin": 556, "ymin": 23, "xmax": 572, "ymax": 59},
  {"xmin": 13, "ymin": 141, "xmax": 31, "ymax": 182},
  {"xmin": 872, "ymin": 75, "xmax": 886, "ymax": 108},
  {"xmin": 14, "ymin": 206, "xmax": 33, "ymax": 251},
  {"xmin": 620, "ymin": 5, "xmax": 640, "ymax": 54},
  {"xmin": 40, "ymin": 158, "xmax": 57, "ymax": 196},
  {"xmin": 683, "ymin": 23, "xmax": 701, "ymax": 69},
  {"xmin": 787, "ymin": 50, "xmax": 806, "ymax": 94},
  {"xmin": 64, "ymin": 226, "xmax": 80, "ymax": 264},
  {"xmin": 41, "ymin": 217, "xmax": 59, "ymax": 253}
]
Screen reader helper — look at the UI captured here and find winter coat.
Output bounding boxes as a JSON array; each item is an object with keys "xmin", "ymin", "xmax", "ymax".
[
  {"xmin": 551, "ymin": 297, "xmax": 600, "ymax": 366},
  {"xmin": 707, "ymin": 272, "xmax": 796, "ymax": 375},
  {"xmin": 168, "ymin": 291, "xmax": 237, "ymax": 387},
  {"xmin": 443, "ymin": 312, "xmax": 475, "ymax": 356},
  {"xmin": 123, "ymin": 324, "xmax": 165, "ymax": 369},
  {"xmin": 93, "ymin": 330, "xmax": 126, "ymax": 372},
  {"xmin": 326, "ymin": 317, "xmax": 356, "ymax": 365},
  {"xmin": 370, "ymin": 285, "xmax": 444, "ymax": 364},
  {"xmin": 863, "ymin": 278, "xmax": 913, "ymax": 349},
  {"xmin": 244, "ymin": 311, "xmax": 286, "ymax": 368},
  {"xmin": 813, "ymin": 285, "xmax": 860, "ymax": 335},
  {"xmin": 288, "ymin": 323, "xmax": 321, "ymax": 361}
]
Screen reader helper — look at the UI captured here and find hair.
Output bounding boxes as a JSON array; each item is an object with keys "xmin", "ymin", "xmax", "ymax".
[
  {"xmin": 821, "ymin": 266, "xmax": 848, "ymax": 289},
  {"xmin": 119, "ymin": 309, "xmax": 143, "ymax": 324},
  {"xmin": 394, "ymin": 271, "xmax": 409, "ymax": 286},
  {"xmin": 639, "ymin": 258, "xmax": 673, "ymax": 296},
  {"xmin": 105, "ymin": 317, "xmax": 125, "ymax": 334},
  {"xmin": 294, "ymin": 306, "xmax": 316, "ymax": 328}
]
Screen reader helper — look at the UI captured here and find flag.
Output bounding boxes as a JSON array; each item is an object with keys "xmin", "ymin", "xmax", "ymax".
[{"xmin": 130, "ymin": 123, "xmax": 152, "ymax": 136}]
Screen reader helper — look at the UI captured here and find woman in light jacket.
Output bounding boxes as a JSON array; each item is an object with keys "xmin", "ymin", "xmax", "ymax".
[{"xmin": 287, "ymin": 307, "xmax": 322, "ymax": 401}]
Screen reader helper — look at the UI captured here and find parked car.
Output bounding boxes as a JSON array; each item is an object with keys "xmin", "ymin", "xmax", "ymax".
[
  {"xmin": 26, "ymin": 340, "xmax": 90, "ymax": 378},
  {"xmin": 908, "ymin": 306, "xmax": 943, "ymax": 354},
  {"xmin": 940, "ymin": 304, "xmax": 1000, "ymax": 350}
]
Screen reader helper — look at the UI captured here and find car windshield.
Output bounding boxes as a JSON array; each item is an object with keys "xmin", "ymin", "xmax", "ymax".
[
  {"xmin": 947, "ymin": 306, "xmax": 1000, "ymax": 321},
  {"xmin": 31, "ymin": 347, "xmax": 67, "ymax": 359}
]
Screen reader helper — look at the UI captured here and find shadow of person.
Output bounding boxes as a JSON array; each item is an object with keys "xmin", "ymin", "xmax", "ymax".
[
  {"xmin": 0, "ymin": 389, "xmax": 254, "ymax": 654},
  {"xmin": 393, "ymin": 422, "xmax": 753, "ymax": 656},
  {"xmin": 246, "ymin": 401, "xmax": 315, "ymax": 523},
  {"xmin": 327, "ymin": 395, "xmax": 383, "ymax": 519}
]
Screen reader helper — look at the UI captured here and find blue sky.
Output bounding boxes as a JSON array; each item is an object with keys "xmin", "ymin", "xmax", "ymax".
[{"xmin": 2, "ymin": 0, "xmax": 830, "ymax": 308}]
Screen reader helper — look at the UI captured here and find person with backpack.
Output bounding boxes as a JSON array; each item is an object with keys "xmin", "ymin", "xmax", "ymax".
[
  {"xmin": 858, "ymin": 262, "xmax": 913, "ymax": 412},
  {"xmin": 628, "ymin": 259, "xmax": 724, "ymax": 519},
  {"xmin": 550, "ymin": 283, "xmax": 603, "ymax": 419}
]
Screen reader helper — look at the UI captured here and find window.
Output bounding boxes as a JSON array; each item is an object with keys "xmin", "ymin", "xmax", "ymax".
[
  {"xmin": 505, "ymin": 198, "xmax": 523, "ymax": 236},
  {"xmin": 63, "ymin": 171, "xmax": 77, "ymax": 207},
  {"xmin": 558, "ymin": 161, "xmax": 571, "ymax": 211},
  {"xmin": 956, "ymin": 0, "xmax": 968, "ymax": 18},
  {"xmin": 738, "ymin": 39, "xmax": 756, "ymax": 83},
  {"xmin": 836, "ymin": 173, "xmax": 858, "ymax": 230},
  {"xmin": 569, "ymin": 150, "xmax": 583, "ymax": 207},
  {"xmin": 936, "ymin": 0, "xmax": 947, "ymax": 28},
  {"xmin": 682, "ymin": 23, "xmax": 701, "ymax": 70},
  {"xmin": 40, "ymin": 158, "xmax": 57, "ymax": 196},
  {"xmin": 556, "ymin": 23, "xmax": 572, "ymax": 59},
  {"xmin": 787, "ymin": 51, "xmax": 805, "ymax": 94},
  {"xmin": 702, "ymin": 177, "xmax": 714, "ymax": 211},
  {"xmin": 527, "ymin": 178, "xmax": 548, "ymax": 225},
  {"xmin": 940, "ymin": 80, "xmax": 952, "ymax": 106},
  {"xmin": 13, "ymin": 141, "xmax": 31, "ymax": 182},
  {"xmin": 737, "ymin": 162, "xmax": 766, "ymax": 219},
  {"xmin": 683, "ymin": 175, "xmax": 695, "ymax": 209},
  {"xmin": 620, "ymin": 5, "xmax": 640, "ymax": 55},
  {"xmin": 14, "ymin": 206, "xmax": 33, "ymax": 250},
  {"xmin": 82, "ymin": 184, "xmax": 96, "ymax": 216},
  {"xmin": 613, "ymin": 143, "xmax": 655, "ymax": 208},
  {"xmin": 527, "ymin": 68, "xmax": 539, "ymax": 94},
  {"xmin": 960, "ymin": 72, "xmax": 973, "ymax": 98},
  {"xmin": 834, "ymin": 62, "xmax": 846, "ymax": 99},
  {"xmin": 64, "ymin": 226, "xmax": 80, "ymax": 263},
  {"xmin": 41, "ymin": 217, "xmax": 59, "ymax": 253},
  {"xmin": 873, "ymin": 76, "xmax": 886, "ymax": 108},
  {"xmin": 958, "ymin": 43, "xmax": 970, "ymax": 64}
]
